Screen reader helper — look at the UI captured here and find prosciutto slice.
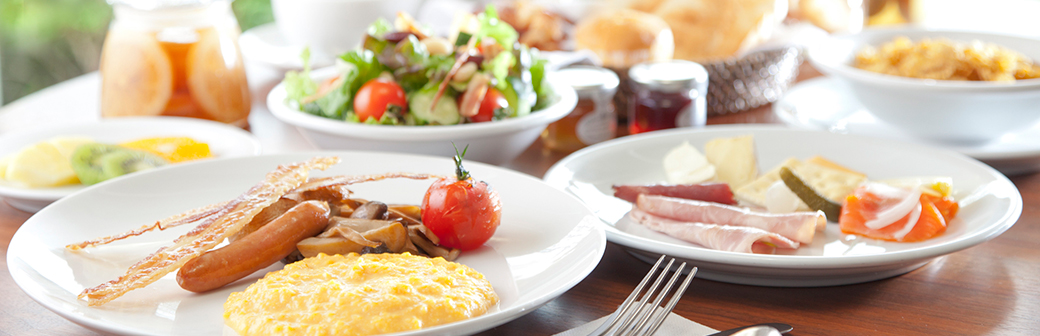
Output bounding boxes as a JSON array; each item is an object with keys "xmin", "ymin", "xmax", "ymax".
[
  {"xmin": 636, "ymin": 194, "xmax": 825, "ymax": 244},
  {"xmin": 631, "ymin": 209, "xmax": 799, "ymax": 254}
]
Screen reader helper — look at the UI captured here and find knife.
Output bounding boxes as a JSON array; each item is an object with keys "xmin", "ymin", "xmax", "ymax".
[{"xmin": 705, "ymin": 323, "xmax": 793, "ymax": 336}]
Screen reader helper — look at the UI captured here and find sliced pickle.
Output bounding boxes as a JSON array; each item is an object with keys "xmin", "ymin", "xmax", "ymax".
[{"xmin": 779, "ymin": 166, "xmax": 842, "ymax": 221}]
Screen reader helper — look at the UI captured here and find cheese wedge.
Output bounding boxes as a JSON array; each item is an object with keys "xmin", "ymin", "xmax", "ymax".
[
  {"xmin": 704, "ymin": 135, "xmax": 757, "ymax": 189},
  {"xmin": 663, "ymin": 141, "xmax": 716, "ymax": 184}
]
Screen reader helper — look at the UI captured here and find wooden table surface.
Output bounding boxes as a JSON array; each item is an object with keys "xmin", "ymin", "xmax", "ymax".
[{"xmin": 2, "ymin": 66, "xmax": 1039, "ymax": 336}]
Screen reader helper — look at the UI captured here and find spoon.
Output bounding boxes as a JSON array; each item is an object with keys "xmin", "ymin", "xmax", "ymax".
[
  {"xmin": 705, "ymin": 323, "xmax": 792, "ymax": 336},
  {"xmin": 730, "ymin": 326, "xmax": 781, "ymax": 336}
]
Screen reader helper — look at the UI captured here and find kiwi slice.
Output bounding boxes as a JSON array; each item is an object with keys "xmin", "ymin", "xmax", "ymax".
[
  {"xmin": 70, "ymin": 143, "xmax": 125, "ymax": 185},
  {"xmin": 70, "ymin": 144, "xmax": 168, "ymax": 185},
  {"xmin": 98, "ymin": 150, "xmax": 168, "ymax": 180}
]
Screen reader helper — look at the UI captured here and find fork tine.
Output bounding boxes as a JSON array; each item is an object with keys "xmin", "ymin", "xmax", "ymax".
[
  {"xmin": 612, "ymin": 257, "xmax": 676, "ymax": 335},
  {"xmin": 589, "ymin": 256, "xmax": 698, "ymax": 336},
  {"xmin": 625, "ymin": 262, "xmax": 687, "ymax": 335},
  {"xmin": 589, "ymin": 255, "xmax": 667, "ymax": 336},
  {"xmin": 643, "ymin": 266, "xmax": 698, "ymax": 336}
]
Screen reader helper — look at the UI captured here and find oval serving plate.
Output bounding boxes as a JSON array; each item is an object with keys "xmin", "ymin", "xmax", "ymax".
[
  {"xmin": 7, "ymin": 152, "xmax": 605, "ymax": 335},
  {"xmin": 544, "ymin": 125, "xmax": 1021, "ymax": 287},
  {"xmin": 0, "ymin": 117, "xmax": 262, "ymax": 213}
]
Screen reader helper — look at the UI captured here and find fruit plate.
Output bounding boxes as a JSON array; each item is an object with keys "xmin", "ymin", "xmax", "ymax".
[
  {"xmin": 0, "ymin": 117, "xmax": 262, "ymax": 213},
  {"xmin": 7, "ymin": 152, "xmax": 606, "ymax": 335},
  {"xmin": 543, "ymin": 125, "xmax": 1022, "ymax": 287}
]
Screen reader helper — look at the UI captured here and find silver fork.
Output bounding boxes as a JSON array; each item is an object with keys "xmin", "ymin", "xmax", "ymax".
[{"xmin": 588, "ymin": 255, "xmax": 698, "ymax": 336}]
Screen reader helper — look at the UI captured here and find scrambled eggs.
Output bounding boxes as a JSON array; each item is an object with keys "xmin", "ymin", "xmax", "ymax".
[
  {"xmin": 854, "ymin": 36, "xmax": 1040, "ymax": 81},
  {"xmin": 224, "ymin": 253, "xmax": 498, "ymax": 336}
]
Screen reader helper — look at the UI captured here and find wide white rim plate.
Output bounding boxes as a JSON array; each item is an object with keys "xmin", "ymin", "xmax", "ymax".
[
  {"xmin": 0, "ymin": 117, "xmax": 262, "ymax": 212},
  {"xmin": 7, "ymin": 151, "xmax": 605, "ymax": 335},
  {"xmin": 775, "ymin": 77, "xmax": 1040, "ymax": 175},
  {"xmin": 543, "ymin": 125, "xmax": 1021, "ymax": 286}
]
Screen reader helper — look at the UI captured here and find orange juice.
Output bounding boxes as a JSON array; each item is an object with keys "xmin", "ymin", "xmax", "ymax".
[{"xmin": 100, "ymin": 1, "xmax": 250, "ymax": 128}]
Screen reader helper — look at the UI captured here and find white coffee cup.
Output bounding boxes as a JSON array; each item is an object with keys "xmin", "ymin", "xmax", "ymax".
[{"xmin": 271, "ymin": 0, "xmax": 426, "ymax": 61}]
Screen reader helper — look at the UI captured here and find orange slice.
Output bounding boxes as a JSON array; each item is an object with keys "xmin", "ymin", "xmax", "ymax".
[
  {"xmin": 186, "ymin": 27, "xmax": 251, "ymax": 126},
  {"xmin": 119, "ymin": 137, "xmax": 212, "ymax": 163},
  {"xmin": 100, "ymin": 28, "xmax": 173, "ymax": 117}
]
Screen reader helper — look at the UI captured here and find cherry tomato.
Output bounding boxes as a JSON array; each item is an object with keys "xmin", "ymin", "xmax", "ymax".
[
  {"xmin": 470, "ymin": 87, "xmax": 507, "ymax": 123},
  {"xmin": 354, "ymin": 78, "xmax": 407, "ymax": 122},
  {"xmin": 421, "ymin": 146, "xmax": 502, "ymax": 251}
]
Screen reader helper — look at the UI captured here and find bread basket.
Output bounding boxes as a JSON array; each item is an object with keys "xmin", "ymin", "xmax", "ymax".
[{"xmin": 705, "ymin": 46, "xmax": 804, "ymax": 115}]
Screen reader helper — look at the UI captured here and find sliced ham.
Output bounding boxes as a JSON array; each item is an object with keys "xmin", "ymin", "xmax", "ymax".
[
  {"xmin": 630, "ymin": 209, "xmax": 800, "ymax": 254},
  {"xmin": 636, "ymin": 194, "xmax": 825, "ymax": 244},
  {"xmin": 613, "ymin": 183, "xmax": 737, "ymax": 205}
]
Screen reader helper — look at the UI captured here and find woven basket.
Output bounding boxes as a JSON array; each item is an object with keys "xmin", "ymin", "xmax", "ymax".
[{"xmin": 705, "ymin": 46, "xmax": 804, "ymax": 115}]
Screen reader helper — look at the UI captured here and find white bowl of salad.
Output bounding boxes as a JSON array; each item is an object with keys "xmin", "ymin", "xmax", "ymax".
[{"xmin": 267, "ymin": 8, "xmax": 577, "ymax": 164}]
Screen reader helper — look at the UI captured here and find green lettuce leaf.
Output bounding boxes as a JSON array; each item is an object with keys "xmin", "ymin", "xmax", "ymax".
[
  {"xmin": 486, "ymin": 51, "xmax": 515, "ymax": 91},
  {"xmin": 283, "ymin": 48, "xmax": 317, "ymax": 103},
  {"xmin": 366, "ymin": 17, "xmax": 393, "ymax": 40},
  {"xmin": 475, "ymin": 5, "xmax": 518, "ymax": 51}
]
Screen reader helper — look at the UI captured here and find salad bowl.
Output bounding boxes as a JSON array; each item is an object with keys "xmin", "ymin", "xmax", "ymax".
[
  {"xmin": 266, "ymin": 10, "xmax": 578, "ymax": 165},
  {"xmin": 268, "ymin": 68, "xmax": 576, "ymax": 165}
]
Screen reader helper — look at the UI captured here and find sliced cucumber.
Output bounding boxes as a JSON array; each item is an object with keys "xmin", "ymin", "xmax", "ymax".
[
  {"xmin": 779, "ymin": 166, "xmax": 842, "ymax": 221},
  {"xmin": 408, "ymin": 83, "xmax": 461, "ymax": 125}
]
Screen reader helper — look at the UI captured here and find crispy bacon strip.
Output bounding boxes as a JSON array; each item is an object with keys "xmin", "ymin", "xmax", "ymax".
[
  {"xmin": 65, "ymin": 201, "xmax": 231, "ymax": 250},
  {"xmin": 288, "ymin": 172, "xmax": 445, "ymax": 196},
  {"xmin": 76, "ymin": 156, "xmax": 340, "ymax": 306}
]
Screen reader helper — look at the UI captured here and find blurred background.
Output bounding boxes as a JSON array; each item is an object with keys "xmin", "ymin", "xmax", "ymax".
[
  {"xmin": 0, "ymin": 0, "xmax": 273, "ymax": 105},
  {"xmin": 3, "ymin": 0, "xmax": 1039, "ymax": 106}
]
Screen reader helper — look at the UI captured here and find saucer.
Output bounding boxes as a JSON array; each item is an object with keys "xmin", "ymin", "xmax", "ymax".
[
  {"xmin": 238, "ymin": 23, "xmax": 334, "ymax": 71},
  {"xmin": 775, "ymin": 77, "xmax": 1040, "ymax": 175}
]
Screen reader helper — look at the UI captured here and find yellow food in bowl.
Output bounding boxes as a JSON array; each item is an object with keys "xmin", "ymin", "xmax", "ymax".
[
  {"xmin": 224, "ymin": 253, "xmax": 498, "ymax": 336},
  {"xmin": 854, "ymin": 36, "xmax": 1040, "ymax": 81}
]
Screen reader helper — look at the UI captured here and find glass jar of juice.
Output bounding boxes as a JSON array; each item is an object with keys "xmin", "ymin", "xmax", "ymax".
[
  {"xmin": 541, "ymin": 66, "xmax": 619, "ymax": 152},
  {"xmin": 100, "ymin": 0, "xmax": 251, "ymax": 128},
  {"xmin": 627, "ymin": 60, "xmax": 708, "ymax": 135}
]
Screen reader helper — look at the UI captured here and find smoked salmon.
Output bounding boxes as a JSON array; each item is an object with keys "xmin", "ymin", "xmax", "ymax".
[{"xmin": 839, "ymin": 182, "xmax": 958, "ymax": 242}]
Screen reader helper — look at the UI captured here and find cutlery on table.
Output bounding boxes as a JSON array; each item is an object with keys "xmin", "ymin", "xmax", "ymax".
[
  {"xmin": 588, "ymin": 255, "xmax": 698, "ymax": 336},
  {"xmin": 705, "ymin": 323, "xmax": 793, "ymax": 336}
]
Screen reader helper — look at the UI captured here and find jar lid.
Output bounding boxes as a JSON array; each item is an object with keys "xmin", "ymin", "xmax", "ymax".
[
  {"xmin": 556, "ymin": 66, "xmax": 620, "ymax": 97},
  {"xmin": 629, "ymin": 60, "xmax": 709, "ymax": 93},
  {"xmin": 108, "ymin": 0, "xmax": 227, "ymax": 11}
]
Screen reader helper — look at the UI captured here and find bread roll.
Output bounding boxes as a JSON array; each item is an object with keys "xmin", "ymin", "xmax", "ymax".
[
  {"xmin": 797, "ymin": 0, "xmax": 856, "ymax": 33},
  {"xmin": 574, "ymin": 9, "xmax": 675, "ymax": 68},
  {"xmin": 619, "ymin": 0, "xmax": 788, "ymax": 62}
]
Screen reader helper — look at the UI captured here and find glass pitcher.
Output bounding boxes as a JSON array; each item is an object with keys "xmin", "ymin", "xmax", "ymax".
[{"xmin": 100, "ymin": 0, "xmax": 251, "ymax": 128}]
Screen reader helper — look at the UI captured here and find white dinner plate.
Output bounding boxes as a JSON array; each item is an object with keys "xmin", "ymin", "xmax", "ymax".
[
  {"xmin": 0, "ymin": 117, "xmax": 262, "ymax": 213},
  {"xmin": 7, "ymin": 152, "xmax": 605, "ymax": 335},
  {"xmin": 543, "ymin": 125, "xmax": 1021, "ymax": 287},
  {"xmin": 774, "ymin": 77, "xmax": 1040, "ymax": 175}
]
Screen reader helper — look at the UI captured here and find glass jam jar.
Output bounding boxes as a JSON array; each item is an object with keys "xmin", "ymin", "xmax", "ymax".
[
  {"xmin": 100, "ymin": 0, "xmax": 251, "ymax": 128},
  {"xmin": 541, "ymin": 66, "xmax": 619, "ymax": 152},
  {"xmin": 627, "ymin": 60, "xmax": 708, "ymax": 134}
]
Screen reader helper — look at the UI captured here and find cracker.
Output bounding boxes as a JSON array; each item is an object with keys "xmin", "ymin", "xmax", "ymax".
[
  {"xmin": 795, "ymin": 159, "xmax": 867, "ymax": 202},
  {"xmin": 735, "ymin": 157, "xmax": 800, "ymax": 207},
  {"xmin": 736, "ymin": 157, "xmax": 866, "ymax": 207}
]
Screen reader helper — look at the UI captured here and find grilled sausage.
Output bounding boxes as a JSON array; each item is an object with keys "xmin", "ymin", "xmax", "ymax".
[{"xmin": 176, "ymin": 200, "xmax": 330, "ymax": 293}]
